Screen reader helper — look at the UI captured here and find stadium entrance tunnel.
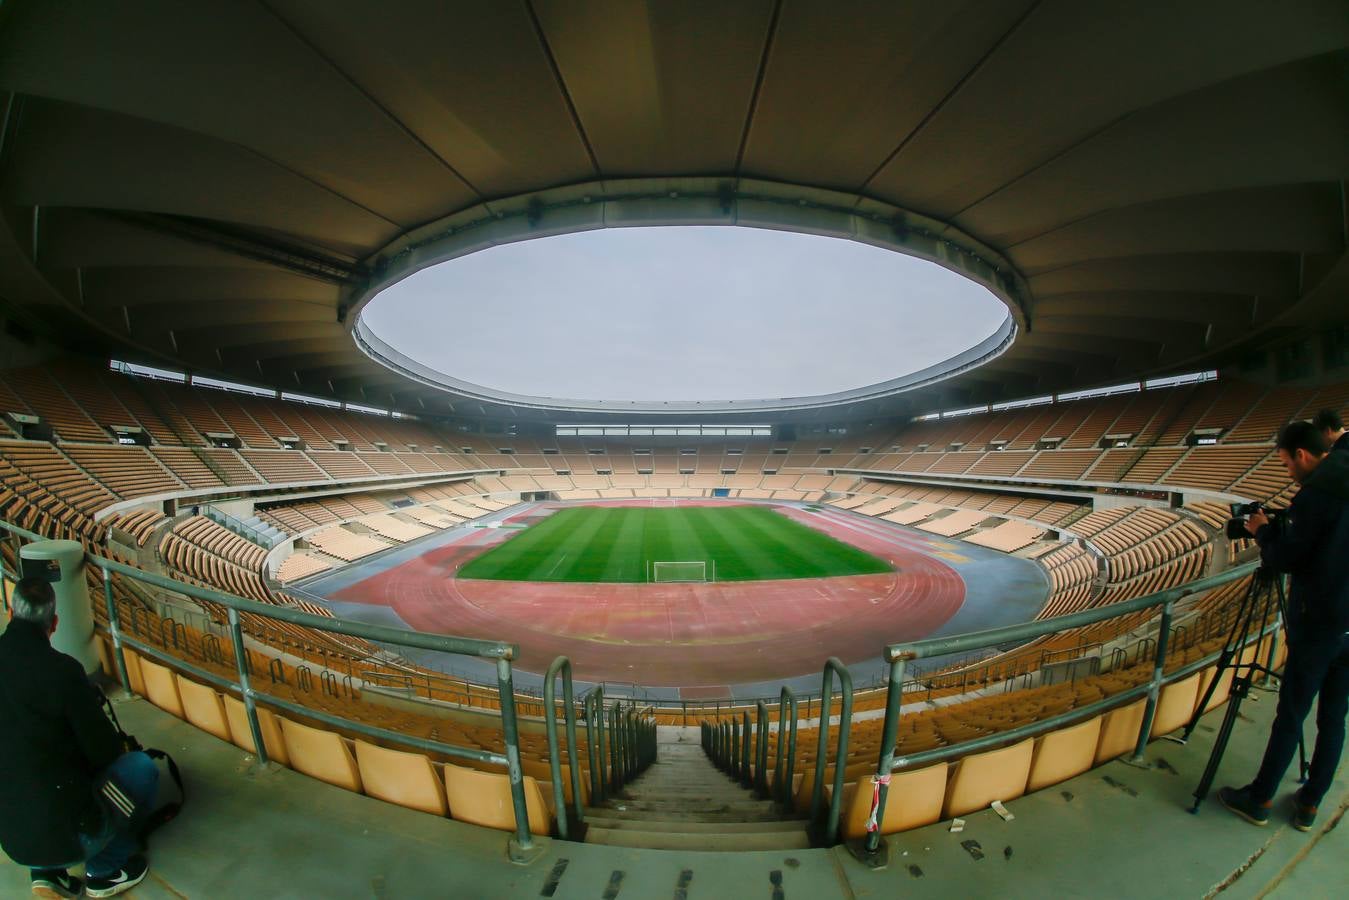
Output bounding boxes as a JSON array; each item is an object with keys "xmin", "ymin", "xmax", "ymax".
[{"xmin": 349, "ymin": 179, "xmax": 1025, "ymax": 419}]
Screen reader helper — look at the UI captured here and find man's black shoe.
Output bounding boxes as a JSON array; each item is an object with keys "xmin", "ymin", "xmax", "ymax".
[
  {"xmin": 1218, "ymin": 785, "xmax": 1271, "ymax": 826},
  {"xmin": 30, "ymin": 868, "xmax": 82, "ymax": 899},
  {"xmin": 85, "ymin": 855, "xmax": 149, "ymax": 898},
  {"xmin": 1292, "ymin": 789, "xmax": 1318, "ymax": 832}
]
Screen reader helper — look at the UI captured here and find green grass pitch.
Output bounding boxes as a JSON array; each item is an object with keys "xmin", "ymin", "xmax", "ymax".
[{"xmin": 456, "ymin": 505, "xmax": 893, "ymax": 583}]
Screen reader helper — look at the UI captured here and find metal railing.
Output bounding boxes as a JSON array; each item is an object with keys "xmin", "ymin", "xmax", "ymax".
[
  {"xmin": 1, "ymin": 515, "xmax": 1268, "ymax": 856},
  {"xmin": 2, "ymin": 519, "xmax": 569, "ymax": 864},
  {"xmin": 858, "ymin": 560, "xmax": 1262, "ymax": 859},
  {"xmin": 808, "ymin": 658, "xmax": 853, "ymax": 846},
  {"xmin": 701, "ymin": 660, "xmax": 855, "ymax": 843},
  {"xmin": 540, "ymin": 659, "xmax": 657, "ymax": 841},
  {"xmin": 773, "ymin": 687, "xmax": 799, "ymax": 807},
  {"xmin": 541, "ymin": 657, "xmax": 585, "ymax": 839},
  {"xmin": 583, "ymin": 686, "xmax": 608, "ymax": 803},
  {"xmin": 201, "ymin": 505, "xmax": 282, "ymax": 550}
]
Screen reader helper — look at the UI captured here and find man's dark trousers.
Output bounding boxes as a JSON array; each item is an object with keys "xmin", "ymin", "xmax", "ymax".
[{"xmin": 1249, "ymin": 631, "xmax": 1349, "ymax": 806}]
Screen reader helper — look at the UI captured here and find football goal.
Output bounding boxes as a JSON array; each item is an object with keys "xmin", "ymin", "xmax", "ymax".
[{"xmin": 648, "ymin": 560, "xmax": 715, "ymax": 583}]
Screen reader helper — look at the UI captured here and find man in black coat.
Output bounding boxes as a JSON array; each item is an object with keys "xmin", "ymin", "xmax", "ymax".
[
  {"xmin": 1220, "ymin": 422, "xmax": 1349, "ymax": 830},
  {"xmin": 1313, "ymin": 408, "xmax": 1349, "ymax": 455},
  {"xmin": 0, "ymin": 578, "xmax": 157, "ymax": 898}
]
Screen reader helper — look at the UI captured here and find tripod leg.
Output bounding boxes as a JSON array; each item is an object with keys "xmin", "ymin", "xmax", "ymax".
[
  {"xmin": 1183, "ymin": 573, "xmax": 1267, "ymax": 743},
  {"xmin": 1181, "ymin": 646, "xmax": 1236, "ymax": 743},
  {"xmin": 1190, "ymin": 675, "xmax": 1252, "ymax": 814}
]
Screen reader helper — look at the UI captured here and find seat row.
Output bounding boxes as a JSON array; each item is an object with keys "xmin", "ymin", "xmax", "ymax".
[
  {"xmin": 121, "ymin": 649, "xmax": 556, "ymax": 836},
  {"xmin": 777, "ymin": 632, "xmax": 1281, "ymax": 841}
]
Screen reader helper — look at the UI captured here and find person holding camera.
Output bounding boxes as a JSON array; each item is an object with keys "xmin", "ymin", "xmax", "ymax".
[
  {"xmin": 0, "ymin": 577, "xmax": 157, "ymax": 898},
  {"xmin": 1313, "ymin": 408, "xmax": 1348, "ymax": 455},
  {"xmin": 1220, "ymin": 421, "xmax": 1349, "ymax": 830}
]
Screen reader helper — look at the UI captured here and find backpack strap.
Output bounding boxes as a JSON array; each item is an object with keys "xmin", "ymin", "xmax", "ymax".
[
  {"xmin": 100, "ymin": 693, "xmax": 185, "ymax": 840},
  {"xmin": 138, "ymin": 748, "xmax": 184, "ymax": 838}
]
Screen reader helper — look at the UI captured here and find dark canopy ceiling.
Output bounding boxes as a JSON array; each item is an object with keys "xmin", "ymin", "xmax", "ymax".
[{"xmin": 0, "ymin": 1, "xmax": 1346, "ymax": 425}]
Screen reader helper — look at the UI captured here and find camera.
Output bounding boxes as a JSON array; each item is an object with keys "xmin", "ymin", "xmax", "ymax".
[{"xmin": 1225, "ymin": 502, "xmax": 1285, "ymax": 540}]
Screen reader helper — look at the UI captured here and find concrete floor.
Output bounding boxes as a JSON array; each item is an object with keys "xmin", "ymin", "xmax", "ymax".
[{"xmin": 2, "ymin": 680, "xmax": 1344, "ymax": 899}]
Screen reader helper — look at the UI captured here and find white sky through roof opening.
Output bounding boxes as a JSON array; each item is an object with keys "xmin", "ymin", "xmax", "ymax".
[{"xmin": 362, "ymin": 226, "xmax": 1009, "ymax": 402}]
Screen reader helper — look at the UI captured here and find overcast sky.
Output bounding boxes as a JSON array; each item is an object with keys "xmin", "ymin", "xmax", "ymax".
[{"xmin": 362, "ymin": 226, "xmax": 1007, "ymax": 402}]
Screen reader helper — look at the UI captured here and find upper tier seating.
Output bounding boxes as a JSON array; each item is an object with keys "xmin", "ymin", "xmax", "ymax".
[
  {"xmin": 0, "ymin": 361, "xmax": 1338, "ymax": 493},
  {"xmin": 63, "ymin": 445, "xmax": 183, "ymax": 499},
  {"xmin": 0, "ymin": 367, "xmax": 111, "ymax": 443},
  {"xmin": 4, "ymin": 360, "xmax": 1346, "ymax": 522},
  {"xmin": 0, "ymin": 440, "xmax": 118, "ymax": 516}
]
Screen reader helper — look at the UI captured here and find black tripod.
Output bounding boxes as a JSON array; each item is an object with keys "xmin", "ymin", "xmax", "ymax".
[{"xmin": 1182, "ymin": 566, "xmax": 1307, "ymax": 814}]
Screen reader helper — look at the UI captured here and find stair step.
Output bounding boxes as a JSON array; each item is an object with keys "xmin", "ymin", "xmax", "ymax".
[
  {"xmin": 582, "ymin": 815, "xmax": 809, "ymax": 834},
  {"xmin": 584, "ymin": 826, "xmax": 811, "ymax": 852},
  {"xmin": 625, "ymin": 784, "xmax": 751, "ymax": 795},
  {"xmin": 591, "ymin": 807, "xmax": 788, "ymax": 824},
  {"xmin": 580, "ymin": 728, "xmax": 810, "ymax": 847},
  {"xmin": 617, "ymin": 795, "xmax": 767, "ymax": 808},
  {"xmin": 604, "ymin": 798, "xmax": 782, "ymax": 814}
]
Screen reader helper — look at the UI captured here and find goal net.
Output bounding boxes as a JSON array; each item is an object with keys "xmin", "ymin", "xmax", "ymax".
[{"xmin": 649, "ymin": 560, "xmax": 713, "ymax": 583}]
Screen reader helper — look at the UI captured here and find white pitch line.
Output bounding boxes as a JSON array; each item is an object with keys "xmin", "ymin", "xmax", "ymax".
[{"xmin": 545, "ymin": 554, "xmax": 568, "ymax": 578}]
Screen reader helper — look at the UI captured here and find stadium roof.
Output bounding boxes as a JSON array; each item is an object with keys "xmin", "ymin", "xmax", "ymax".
[{"xmin": 0, "ymin": 2, "xmax": 1346, "ymax": 425}]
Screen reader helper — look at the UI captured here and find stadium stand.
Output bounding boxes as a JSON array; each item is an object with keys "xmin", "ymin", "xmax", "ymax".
[
  {"xmin": 0, "ymin": 361, "xmax": 1341, "ymax": 858},
  {"xmin": 307, "ymin": 526, "xmax": 394, "ymax": 563},
  {"xmin": 1, "ymin": 5, "xmax": 1345, "ymax": 892}
]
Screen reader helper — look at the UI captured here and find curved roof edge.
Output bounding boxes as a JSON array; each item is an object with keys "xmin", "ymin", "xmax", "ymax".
[{"xmin": 346, "ymin": 178, "xmax": 1027, "ymax": 421}]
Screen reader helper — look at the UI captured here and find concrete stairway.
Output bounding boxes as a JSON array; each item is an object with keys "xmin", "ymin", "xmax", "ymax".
[{"xmin": 583, "ymin": 727, "xmax": 810, "ymax": 851}]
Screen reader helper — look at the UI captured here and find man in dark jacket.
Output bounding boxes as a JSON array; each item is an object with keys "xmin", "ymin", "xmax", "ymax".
[
  {"xmin": 1220, "ymin": 421, "xmax": 1349, "ymax": 830},
  {"xmin": 0, "ymin": 578, "xmax": 156, "ymax": 898},
  {"xmin": 1313, "ymin": 408, "xmax": 1349, "ymax": 455}
]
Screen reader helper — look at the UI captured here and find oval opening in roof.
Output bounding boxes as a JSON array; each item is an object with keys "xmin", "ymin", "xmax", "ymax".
[{"xmin": 359, "ymin": 225, "xmax": 1010, "ymax": 405}]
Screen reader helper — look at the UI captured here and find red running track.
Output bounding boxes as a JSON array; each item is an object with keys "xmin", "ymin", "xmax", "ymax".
[{"xmin": 330, "ymin": 503, "xmax": 964, "ymax": 691}]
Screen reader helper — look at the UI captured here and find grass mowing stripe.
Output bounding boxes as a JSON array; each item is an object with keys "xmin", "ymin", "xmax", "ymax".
[
  {"xmin": 731, "ymin": 506, "xmax": 821, "ymax": 578},
  {"xmin": 518, "ymin": 510, "xmax": 578, "ymax": 580},
  {"xmin": 457, "ymin": 505, "xmax": 892, "ymax": 583},
  {"xmin": 465, "ymin": 508, "xmax": 586, "ymax": 580},
  {"xmin": 700, "ymin": 507, "xmax": 890, "ymax": 580},
  {"xmin": 752, "ymin": 506, "xmax": 891, "ymax": 575},
  {"xmin": 645, "ymin": 505, "xmax": 677, "ymax": 582},
  {"xmin": 694, "ymin": 506, "xmax": 781, "ymax": 581},
  {"xmin": 661, "ymin": 507, "xmax": 715, "ymax": 578},
  {"xmin": 600, "ymin": 508, "xmax": 644, "ymax": 582},
  {"xmin": 528, "ymin": 507, "xmax": 608, "ymax": 581},
  {"xmin": 728, "ymin": 507, "xmax": 844, "ymax": 579},
  {"xmin": 567, "ymin": 506, "xmax": 626, "ymax": 581}
]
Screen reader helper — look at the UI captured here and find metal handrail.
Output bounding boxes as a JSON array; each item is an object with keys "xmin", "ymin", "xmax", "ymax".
[
  {"xmin": 754, "ymin": 700, "xmax": 770, "ymax": 797},
  {"xmin": 739, "ymin": 710, "xmax": 752, "ymax": 788},
  {"xmin": 808, "ymin": 657, "xmax": 853, "ymax": 847},
  {"xmin": 584, "ymin": 685, "xmax": 607, "ymax": 803},
  {"xmin": 93, "ymin": 553, "xmax": 516, "ymax": 659},
  {"xmin": 636, "ymin": 705, "xmax": 655, "ymax": 772},
  {"xmin": 733, "ymin": 711, "xmax": 746, "ymax": 781},
  {"xmin": 860, "ymin": 560, "xmax": 1262, "ymax": 858},
  {"xmin": 542, "ymin": 657, "xmax": 585, "ymax": 839},
  {"xmin": 2, "ymin": 518, "xmax": 1268, "ymax": 855},
  {"xmin": 774, "ymin": 687, "xmax": 799, "ymax": 807},
  {"xmin": 885, "ymin": 561, "xmax": 1259, "ymax": 662},
  {"xmin": 0, "ymin": 520, "xmax": 540, "ymax": 864},
  {"xmin": 625, "ymin": 706, "xmax": 638, "ymax": 778},
  {"xmin": 607, "ymin": 701, "xmax": 624, "ymax": 791}
]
